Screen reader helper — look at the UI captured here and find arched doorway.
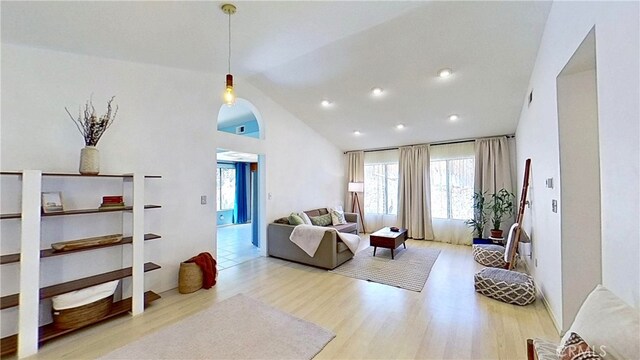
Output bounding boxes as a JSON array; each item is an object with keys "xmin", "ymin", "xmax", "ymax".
[
  {"xmin": 215, "ymin": 99, "xmax": 265, "ymax": 269},
  {"xmin": 217, "ymin": 98, "xmax": 263, "ymax": 139}
]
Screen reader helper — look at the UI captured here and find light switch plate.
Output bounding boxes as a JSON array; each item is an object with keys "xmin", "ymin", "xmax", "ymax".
[
  {"xmin": 552, "ymin": 199, "xmax": 558, "ymax": 213},
  {"xmin": 201, "ymin": 195, "xmax": 207, "ymax": 205},
  {"xmin": 545, "ymin": 178, "xmax": 554, "ymax": 188}
]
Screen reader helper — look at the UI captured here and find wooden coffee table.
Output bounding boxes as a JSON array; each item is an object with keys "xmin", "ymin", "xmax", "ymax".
[{"xmin": 369, "ymin": 227, "xmax": 408, "ymax": 259}]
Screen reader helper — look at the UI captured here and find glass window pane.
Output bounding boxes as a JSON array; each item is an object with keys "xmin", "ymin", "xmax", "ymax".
[
  {"xmin": 216, "ymin": 169, "xmax": 221, "ymax": 211},
  {"xmin": 449, "ymin": 158, "xmax": 474, "ymax": 220},
  {"xmin": 430, "ymin": 160, "xmax": 448, "ymax": 218},
  {"xmin": 386, "ymin": 163, "xmax": 398, "ymax": 215},
  {"xmin": 364, "ymin": 164, "xmax": 385, "ymax": 214},
  {"xmin": 219, "ymin": 168, "xmax": 236, "ymax": 210}
]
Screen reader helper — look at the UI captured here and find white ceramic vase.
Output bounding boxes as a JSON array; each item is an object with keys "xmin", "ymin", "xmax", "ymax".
[{"xmin": 79, "ymin": 146, "xmax": 100, "ymax": 175}]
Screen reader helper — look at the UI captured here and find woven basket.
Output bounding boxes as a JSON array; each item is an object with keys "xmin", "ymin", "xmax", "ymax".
[
  {"xmin": 179, "ymin": 262, "xmax": 203, "ymax": 294},
  {"xmin": 52, "ymin": 295, "xmax": 113, "ymax": 329}
]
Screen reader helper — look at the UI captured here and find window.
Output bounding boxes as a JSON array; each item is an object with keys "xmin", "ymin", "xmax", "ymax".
[
  {"xmin": 430, "ymin": 157, "xmax": 474, "ymax": 220},
  {"xmin": 364, "ymin": 163, "xmax": 398, "ymax": 215},
  {"xmin": 216, "ymin": 166, "xmax": 236, "ymax": 210}
]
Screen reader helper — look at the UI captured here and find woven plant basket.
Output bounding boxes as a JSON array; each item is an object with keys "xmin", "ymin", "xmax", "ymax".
[
  {"xmin": 179, "ymin": 262, "xmax": 203, "ymax": 294},
  {"xmin": 53, "ymin": 295, "xmax": 113, "ymax": 329}
]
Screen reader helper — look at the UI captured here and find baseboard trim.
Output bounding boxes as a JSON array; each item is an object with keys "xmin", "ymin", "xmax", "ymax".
[
  {"xmin": 521, "ymin": 254, "xmax": 563, "ymax": 335},
  {"xmin": 539, "ymin": 288, "xmax": 563, "ymax": 335}
]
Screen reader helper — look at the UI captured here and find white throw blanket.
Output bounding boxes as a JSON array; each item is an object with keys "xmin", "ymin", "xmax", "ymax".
[
  {"xmin": 289, "ymin": 225, "xmax": 362, "ymax": 257},
  {"xmin": 335, "ymin": 231, "xmax": 363, "ymax": 255}
]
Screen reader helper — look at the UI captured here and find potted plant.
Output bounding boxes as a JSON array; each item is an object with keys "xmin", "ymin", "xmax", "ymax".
[
  {"xmin": 465, "ymin": 191, "xmax": 488, "ymax": 242},
  {"xmin": 488, "ymin": 188, "xmax": 515, "ymax": 238}
]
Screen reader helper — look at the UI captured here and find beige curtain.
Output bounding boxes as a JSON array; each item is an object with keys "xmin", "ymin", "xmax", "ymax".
[
  {"xmin": 345, "ymin": 151, "xmax": 364, "ymax": 232},
  {"xmin": 398, "ymin": 145, "xmax": 434, "ymax": 240},
  {"xmin": 475, "ymin": 137, "xmax": 514, "ymax": 236}
]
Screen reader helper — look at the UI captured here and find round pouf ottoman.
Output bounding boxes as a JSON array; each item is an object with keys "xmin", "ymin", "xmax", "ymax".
[
  {"xmin": 474, "ymin": 267, "xmax": 536, "ymax": 306},
  {"xmin": 472, "ymin": 244, "xmax": 517, "ymax": 268}
]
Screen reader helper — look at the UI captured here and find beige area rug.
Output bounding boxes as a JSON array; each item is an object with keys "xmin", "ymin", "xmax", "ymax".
[
  {"xmin": 101, "ymin": 294, "xmax": 335, "ymax": 360},
  {"xmin": 330, "ymin": 247, "xmax": 440, "ymax": 292}
]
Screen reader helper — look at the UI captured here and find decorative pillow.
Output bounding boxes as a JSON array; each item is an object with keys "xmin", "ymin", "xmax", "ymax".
[
  {"xmin": 273, "ymin": 217, "xmax": 289, "ymax": 224},
  {"xmin": 330, "ymin": 209, "xmax": 347, "ymax": 225},
  {"xmin": 288, "ymin": 213, "xmax": 304, "ymax": 225},
  {"xmin": 561, "ymin": 285, "xmax": 639, "ymax": 359},
  {"xmin": 309, "ymin": 213, "xmax": 332, "ymax": 226},
  {"xmin": 559, "ymin": 332, "xmax": 602, "ymax": 360},
  {"xmin": 298, "ymin": 212, "xmax": 312, "ymax": 225}
]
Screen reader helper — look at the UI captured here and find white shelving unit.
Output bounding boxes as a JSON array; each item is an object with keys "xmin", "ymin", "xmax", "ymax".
[{"xmin": 0, "ymin": 171, "xmax": 161, "ymax": 358}]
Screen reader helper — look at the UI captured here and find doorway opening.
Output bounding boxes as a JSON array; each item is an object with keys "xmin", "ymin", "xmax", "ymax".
[
  {"xmin": 556, "ymin": 27, "xmax": 601, "ymax": 331},
  {"xmin": 215, "ymin": 149, "xmax": 260, "ymax": 269}
]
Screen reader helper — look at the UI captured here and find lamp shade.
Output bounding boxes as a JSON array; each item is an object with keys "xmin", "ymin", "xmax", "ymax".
[{"xmin": 348, "ymin": 182, "xmax": 364, "ymax": 193}]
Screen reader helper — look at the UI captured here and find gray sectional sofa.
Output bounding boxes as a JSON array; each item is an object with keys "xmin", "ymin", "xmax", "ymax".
[{"xmin": 267, "ymin": 208, "xmax": 359, "ymax": 269}]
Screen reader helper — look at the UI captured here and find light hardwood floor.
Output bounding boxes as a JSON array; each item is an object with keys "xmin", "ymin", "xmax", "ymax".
[{"xmin": 25, "ymin": 240, "xmax": 558, "ymax": 359}]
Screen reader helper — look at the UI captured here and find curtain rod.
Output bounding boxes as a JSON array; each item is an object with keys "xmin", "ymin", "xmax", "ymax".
[{"xmin": 344, "ymin": 134, "xmax": 515, "ymax": 154}]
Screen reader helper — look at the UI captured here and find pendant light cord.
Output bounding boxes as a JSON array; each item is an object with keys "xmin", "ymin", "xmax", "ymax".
[{"xmin": 227, "ymin": 11, "xmax": 231, "ymax": 74}]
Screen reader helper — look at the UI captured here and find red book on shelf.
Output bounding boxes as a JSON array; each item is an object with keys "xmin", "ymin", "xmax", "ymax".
[{"xmin": 102, "ymin": 196, "xmax": 123, "ymax": 204}]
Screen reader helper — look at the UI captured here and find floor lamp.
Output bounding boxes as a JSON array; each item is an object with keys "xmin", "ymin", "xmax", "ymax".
[{"xmin": 348, "ymin": 182, "xmax": 366, "ymax": 234}]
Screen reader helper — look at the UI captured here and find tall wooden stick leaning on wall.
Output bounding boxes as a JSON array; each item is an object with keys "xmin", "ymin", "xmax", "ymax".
[{"xmin": 506, "ymin": 158, "xmax": 531, "ymax": 270}]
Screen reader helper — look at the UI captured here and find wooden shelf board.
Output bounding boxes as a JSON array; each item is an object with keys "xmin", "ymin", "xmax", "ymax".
[
  {"xmin": 0, "ymin": 291, "xmax": 160, "ymax": 357},
  {"xmin": 0, "ymin": 171, "xmax": 161, "ymax": 178},
  {"xmin": 0, "ymin": 253, "xmax": 20, "ymax": 264},
  {"xmin": 1, "ymin": 205, "xmax": 161, "ymax": 220},
  {"xmin": 0, "ymin": 263, "xmax": 161, "ymax": 310},
  {"xmin": 0, "ymin": 234, "xmax": 161, "ymax": 265}
]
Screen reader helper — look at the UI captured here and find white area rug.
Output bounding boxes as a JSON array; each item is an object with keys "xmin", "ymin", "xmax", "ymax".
[
  {"xmin": 330, "ymin": 247, "xmax": 440, "ymax": 292},
  {"xmin": 101, "ymin": 294, "xmax": 335, "ymax": 360}
]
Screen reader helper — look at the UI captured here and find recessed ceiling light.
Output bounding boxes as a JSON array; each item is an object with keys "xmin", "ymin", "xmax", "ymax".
[
  {"xmin": 353, "ymin": 130, "xmax": 361, "ymax": 136},
  {"xmin": 438, "ymin": 68, "xmax": 453, "ymax": 78},
  {"xmin": 321, "ymin": 99, "xmax": 332, "ymax": 107},
  {"xmin": 396, "ymin": 124, "xmax": 405, "ymax": 129},
  {"xmin": 448, "ymin": 114, "xmax": 459, "ymax": 121},
  {"xmin": 371, "ymin": 87, "xmax": 384, "ymax": 96}
]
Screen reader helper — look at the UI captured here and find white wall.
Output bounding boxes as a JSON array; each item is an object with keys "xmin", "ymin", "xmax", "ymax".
[
  {"xmin": 0, "ymin": 43, "xmax": 344, "ymax": 336},
  {"xmin": 557, "ymin": 68, "xmax": 601, "ymax": 329},
  {"xmin": 516, "ymin": 1, "xmax": 639, "ymax": 332}
]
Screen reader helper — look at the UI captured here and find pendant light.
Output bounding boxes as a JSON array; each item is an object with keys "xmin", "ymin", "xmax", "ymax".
[{"xmin": 222, "ymin": 4, "xmax": 237, "ymax": 106}]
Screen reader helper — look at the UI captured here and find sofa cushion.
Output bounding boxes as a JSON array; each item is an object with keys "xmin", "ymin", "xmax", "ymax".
[
  {"xmin": 330, "ymin": 223, "xmax": 357, "ymax": 234},
  {"xmin": 559, "ymin": 332, "xmax": 602, "ymax": 360},
  {"xmin": 298, "ymin": 212, "xmax": 312, "ymax": 225},
  {"xmin": 561, "ymin": 285, "xmax": 639, "ymax": 360},
  {"xmin": 330, "ymin": 208, "xmax": 347, "ymax": 225},
  {"xmin": 533, "ymin": 338, "xmax": 560, "ymax": 360},
  {"xmin": 310, "ymin": 213, "xmax": 332, "ymax": 226},
  {"xmin": 288, "ymin": 213, "xmax": 304, "ymax": 225},
  {"xmin": 304, "ymin": 209, "xmax": 321, "ymax": 217}
]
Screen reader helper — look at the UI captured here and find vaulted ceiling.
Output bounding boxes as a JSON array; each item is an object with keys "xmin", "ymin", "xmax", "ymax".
[{"xmin": 1, "ymin": 1, "xmax": 551, "ymax": 151}]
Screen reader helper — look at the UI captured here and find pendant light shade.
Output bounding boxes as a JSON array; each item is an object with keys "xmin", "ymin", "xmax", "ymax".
[
  {"xmin": 224, "ymin": 74, "xmax": 235, "ymax": 106},
  {"xmin": 222, "ymin": 4, "xmax": 237, "ymax": 106}
]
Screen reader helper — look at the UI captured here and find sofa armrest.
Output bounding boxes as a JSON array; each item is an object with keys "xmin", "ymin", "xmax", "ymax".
[
  {"xmin": 527, "ymin": 339, "xmax": 536, "ymax": 360},
  {"xmin": 344, "ymin": 212, "xmax": 359, "ymax": 224}
]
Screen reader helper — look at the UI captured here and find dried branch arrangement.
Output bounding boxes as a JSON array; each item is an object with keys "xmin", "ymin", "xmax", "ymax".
[{"xmin": 65, "ymin": 96, "xmax": 118, "ymax": 146}]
